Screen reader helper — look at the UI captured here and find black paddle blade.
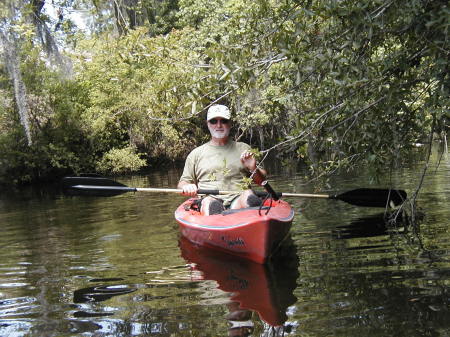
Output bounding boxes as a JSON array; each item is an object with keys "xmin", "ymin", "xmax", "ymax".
[
  {"xmin": 62, "ymin": 176, "xmax": 134, "ymax": 197},
  {"xmin": 333, "ymin": 188, "xmax": 407, "ymax": 207}
]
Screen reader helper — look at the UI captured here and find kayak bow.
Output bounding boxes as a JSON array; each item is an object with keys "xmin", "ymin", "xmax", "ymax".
[{"xmin": 175, "ymin": 198, "xmax": 294, "ymax": 264}]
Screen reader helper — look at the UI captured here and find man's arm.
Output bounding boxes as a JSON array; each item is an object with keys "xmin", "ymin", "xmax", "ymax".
[{"xmin": 178, "ymin": 150, "xmax": 200, "ymax": 196}]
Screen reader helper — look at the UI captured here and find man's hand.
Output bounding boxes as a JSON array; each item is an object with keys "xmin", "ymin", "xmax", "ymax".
[
  {"xmin": 240, "ymin": 150, "xmax": 257, "ymax": 171},
  {"xmin": 178, "ymin": 182, "xmax": 198, "ymax": 196},
  {"xmin": 240, "ymin": 150, "xmax": 267, "ymax": 185}
]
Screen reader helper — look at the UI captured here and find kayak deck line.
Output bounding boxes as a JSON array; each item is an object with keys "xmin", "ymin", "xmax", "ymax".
[
  {"xmin": 175, "ymin": 208, "xmax": 295, "ymax": 230},
  {"xmin": 175, "ymin": 216, "xmax": 251, "ymax": 230}
]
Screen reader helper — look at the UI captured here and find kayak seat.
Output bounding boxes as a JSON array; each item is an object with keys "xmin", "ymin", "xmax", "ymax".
[{"xmin": 221, "ymin": 206, "xmax": 270, "ymax": 216}]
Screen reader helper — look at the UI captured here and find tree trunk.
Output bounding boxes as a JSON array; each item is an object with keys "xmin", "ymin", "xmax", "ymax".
[{"xmin": 0, "ymin": 31, "xmax": 33, "ymax": 146}]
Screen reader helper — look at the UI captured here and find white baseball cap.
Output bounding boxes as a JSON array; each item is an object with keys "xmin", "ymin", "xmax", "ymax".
[{"xmin": 207, "ymin": 104, "xmax": 231, "ymax": 121}]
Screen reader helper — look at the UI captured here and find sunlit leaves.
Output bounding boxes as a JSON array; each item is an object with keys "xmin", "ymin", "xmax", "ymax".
[
  {"xmin": 75, "ymin": 27, "xmax": 211, "ymax": 160},
  {"xmin": 96, "ymin": 145, "xmax": 146, "ymax": 174}
]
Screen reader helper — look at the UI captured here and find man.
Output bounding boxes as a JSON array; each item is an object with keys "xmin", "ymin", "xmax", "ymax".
[{"xmin": 177, "ymin": 104, "xmax": 267, "ymax": 215}]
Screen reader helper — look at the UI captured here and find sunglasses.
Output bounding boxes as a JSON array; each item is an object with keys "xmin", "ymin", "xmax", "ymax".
[{"xmin": 208, "ymin": 118, "xmax": 230, "ymax": 125}]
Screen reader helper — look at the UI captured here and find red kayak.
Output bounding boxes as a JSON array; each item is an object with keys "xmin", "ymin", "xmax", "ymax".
[{"xmin": 174, "ymin": 198, "xmax": 294, "ymax": 264}]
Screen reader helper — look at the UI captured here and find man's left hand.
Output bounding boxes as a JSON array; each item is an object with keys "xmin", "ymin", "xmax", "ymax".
[{"xmin": 240, "ymin": 150, "xmax": 256, "ymax": 171}]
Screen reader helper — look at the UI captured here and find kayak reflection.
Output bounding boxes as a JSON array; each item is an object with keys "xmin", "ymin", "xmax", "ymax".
[{"xmin": 179, "ymin": 237, "xmax": 299, "ymax": 329}]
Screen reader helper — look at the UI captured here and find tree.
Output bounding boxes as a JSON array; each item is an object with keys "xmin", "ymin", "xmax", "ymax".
[
  {"xmin": 1, "ymin": 0, "xmax": 74, "ymax": 147},
  {"xmin": 177, "ymin": 0, "xmax": 449, "ymax": 172},
  {"xmin": 1, "ymin": 0, "xmax": 448, "ymax": 184},
  {"xmin": 107, "ymin": 0, "xmax": 180, "ymax": 35},
  {"xmin": 0, "ymin": 1, "xmax": 33, "ymax": 145}
]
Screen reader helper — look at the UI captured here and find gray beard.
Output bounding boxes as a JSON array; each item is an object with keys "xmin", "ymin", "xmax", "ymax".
[{"xmin": 209, "ymin": 128, "xmax": 230, "ymax": 139}]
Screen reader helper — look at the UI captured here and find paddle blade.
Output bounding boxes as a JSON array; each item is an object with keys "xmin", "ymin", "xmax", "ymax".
[
  {"xmin": 334, "ymin": 188, "xmax": 407, "ymax": 207},
  {"xmin": 62, "ymin": 176, "xmax": 134, "ymax": 197}
]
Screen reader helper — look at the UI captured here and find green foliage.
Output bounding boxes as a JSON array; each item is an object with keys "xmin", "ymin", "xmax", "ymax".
[
  {"xmin": 175, "ymin": 0, "xmax": 448, "ymax": 174},
  {"xmin": 237, "ymin": 176, "xmax": 253, "ymax": 191},
  {"xmin": 75, "ymin": 27, "xmax": 209, "ymax": 160},
  {"xmin": 0, "ymin": 37, "xmax": 98, "ymax": 184},
  {"xmin": 96, "ymin": 145, "xmax": 146, "ymax": 174},
  {"xmin": 145, "ymin": 0, "xmax": 181, "ymax": 36},
  {"xmin": 0, "ymin": 0, "xmax": 448, "ymax": 184}
]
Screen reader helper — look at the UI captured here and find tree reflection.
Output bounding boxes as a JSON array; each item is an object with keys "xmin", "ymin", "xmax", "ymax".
[{"xmin": 294, "ymin": 211, "xmax": 450, "ymax": 336}]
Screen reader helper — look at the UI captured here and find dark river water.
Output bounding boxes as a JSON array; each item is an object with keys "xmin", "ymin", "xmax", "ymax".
[{"xmin": 1, "ymin": 150, "xmax": 449, "ymax": 337}]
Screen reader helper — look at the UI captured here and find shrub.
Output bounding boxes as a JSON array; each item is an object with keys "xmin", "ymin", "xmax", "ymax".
[{"xmin": 96, "ymin": 145, "xmax": 147, "ymax": 174}]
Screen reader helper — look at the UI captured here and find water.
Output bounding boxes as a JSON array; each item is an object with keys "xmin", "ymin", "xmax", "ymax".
[{"xmin": 0, "ymin": 153, "xmax": 449, "ymax": 337}]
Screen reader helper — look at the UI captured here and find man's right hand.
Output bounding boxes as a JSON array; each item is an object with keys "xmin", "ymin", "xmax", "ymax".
[{"xmin": 180, "ymin": 183, "xmax": 198, "ymax": 196}]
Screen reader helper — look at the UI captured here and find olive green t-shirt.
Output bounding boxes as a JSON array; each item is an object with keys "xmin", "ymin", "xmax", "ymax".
[{"xmin": 179, "ymin": 140, "xmax": 251, "ymax": 204}]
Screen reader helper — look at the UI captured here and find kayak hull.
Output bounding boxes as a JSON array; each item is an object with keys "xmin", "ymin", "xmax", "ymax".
[{"xmin": 174, "ymin": 199, "xmax": 294, "ymax": 264}]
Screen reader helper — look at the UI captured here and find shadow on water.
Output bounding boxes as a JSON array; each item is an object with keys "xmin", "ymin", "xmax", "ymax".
[
  {"xmin": 179, "ymin": 237, "xmax": 299, "ymax": 336},
  {"xmin": 331, "ymin": 213, "xmax": 401, "ymax": 240}
]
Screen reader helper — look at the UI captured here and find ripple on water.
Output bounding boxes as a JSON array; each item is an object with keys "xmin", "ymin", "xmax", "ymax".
[
  {"xmin": 1, "ymin": 164, "xmax": 449, "ymax": 336},
  {"xmin": 0, "ymin": 296, "xmax": 38, "ymax": 318}
]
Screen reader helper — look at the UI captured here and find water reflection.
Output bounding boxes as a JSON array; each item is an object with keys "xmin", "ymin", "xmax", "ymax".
[
  {"xmin": 332, "ymin": 213, "xmax": 401, "ymax": 240},
  {"xmin": 1, "ymin": 158, "xmax": 449, "ymax": 336},
  {"xmin": 72, "ymin": 280, "xmax": 137, "ymax": 319},
  {"xmin": 179, "ymin": 237, "xmax": 299, "ymax": 334},
  {"xmin": 73, "ymin": 284, "xmax": 136, "ymax": 303},
  {"xmin": 300, "ymin": 210, "xmax": 450, "ymax": 337}
]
